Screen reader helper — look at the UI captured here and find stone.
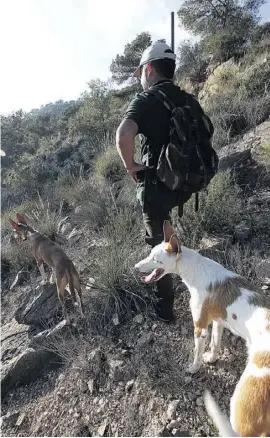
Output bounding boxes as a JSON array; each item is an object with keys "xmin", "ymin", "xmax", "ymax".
[
  {"xmin": 167, "ymin": 400, "xmax": 180, "ymax": 420},
  {"xmin": 196, "ymin": 397, "xmax": 204, "ymax": 407},
  {"xmin": 97, "ymin": 422, "xmax": 108, "ymax": 437},
  {"xmin": 60, "ymin": 222, "xmax": 73, "ymax": 235},
  {"xmin": 15, "ymin": 284, "xmax": 61, "ymax": 327},
  {"xmin": 234, "ymin": 221, "xmax": 251, "ymax": 241},
  {"xmin": 125, "ymin": 379, "xmax": 134, "ymax": 392},
  {"xmin": 87, "ymin": 378, "xmax": 95, "ymax": 395},
  {"xmin": 133, "ymin": 314, "xmax": 144, "ymax": 324},
  {"xmin": 108, "ymin": 359, "xmax": 125, "ymax": 382},
  {"xmin": 2, "ymin": 347, "xmax": 58, "ymax": 398},
  {"xmin": 10, "ymin": 269, "xmax": 29, "ymax": 290}
]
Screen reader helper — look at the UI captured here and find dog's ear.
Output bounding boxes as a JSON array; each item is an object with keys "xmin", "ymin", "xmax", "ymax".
[
  {"xmin": 166, "ymin": 234, "xmax": 181, "ymax": 255},
  {"xmin": 163, "ymin": 220, "xmax": 176, "ymax": 242},
  {"xmin": 9, "ymin": 219, "xmax": 21, "ymax": 232},
  {"xmin": 16, "ymin": 213, "xmax": 27, "ymax": 225}
]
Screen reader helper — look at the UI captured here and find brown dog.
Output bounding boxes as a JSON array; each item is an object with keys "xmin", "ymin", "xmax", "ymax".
[{"xmin": 10, "ymin": 213, "xmax": 84, "ymax": 320}]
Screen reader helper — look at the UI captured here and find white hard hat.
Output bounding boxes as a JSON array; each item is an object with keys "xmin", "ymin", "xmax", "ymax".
[{"xmin": 134, "ymin": 42, "xmax": 176, "ymax": 77}]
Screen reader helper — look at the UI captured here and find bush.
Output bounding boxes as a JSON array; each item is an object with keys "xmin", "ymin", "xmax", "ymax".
[
  {"xmin": 260, "ymin": 139, "xmax": 270, "ymax": 172},
  {"xmin": 173, "ymin": 171, "xmax": 242, "ymax": 247},
  {"xmin": 85, "ymin": 208, "xmax": 152, "ymax": 331},
  {"xmin": 1, "ymin": 240, "xmax": 34, "ymax": 273},
  {"xmin": 94, "ymin": 146, "xmax": 126, "ymax": 183}
]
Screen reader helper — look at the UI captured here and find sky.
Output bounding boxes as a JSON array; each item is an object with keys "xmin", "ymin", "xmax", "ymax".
[{"xmin": 1, "ymin": 0, "xmax": 269, "ymax": 115}]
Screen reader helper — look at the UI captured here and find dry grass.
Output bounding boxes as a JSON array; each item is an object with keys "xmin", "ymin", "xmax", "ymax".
[{"xmin": 94, "ymin": 146, "xmax": 126, "ymax": 184}]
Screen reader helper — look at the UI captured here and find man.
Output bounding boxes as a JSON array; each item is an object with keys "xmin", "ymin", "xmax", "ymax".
[{"xmin": 116, "ymin": 42, "xmax": 192, "ymax": 323}]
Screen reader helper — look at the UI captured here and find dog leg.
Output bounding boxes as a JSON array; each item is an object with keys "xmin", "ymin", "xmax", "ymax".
[
  {"xmin": 37, "ymin": 262, "xmax": 49, "ymax": 285},
  {"xmin": 204, "ymin": 321, "xmax": 224, "ymax": 364},
  {"xmin": 73, "ymin": 274, "xmax": 84, "ymax": 318},
  {"xmin": 187, "ymin": 327, "xmax": 208, "ymax": 373},
  {"xmin": 56, "ymin": 277, "xmax": 69, "ymax": 322},
  {"xmin": 49, "ymin": 269, "xmax": 56, "ymax": 284}
]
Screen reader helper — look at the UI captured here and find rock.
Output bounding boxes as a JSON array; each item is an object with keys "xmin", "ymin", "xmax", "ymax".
[
  {"xmin": 125, "ymin": 379, "xmax": 134, "ymax": 392},
  {"xmin": 15, "ymin": 412, "xmax": 26, "ymax": 426},
  {"xmin": 97, "ymin": 422, "xmax": 108, "ymax": 437},
  {"xmin": 1, "ymin": 347, "xmax": 58, "ymax": 398},
  {"xmin": 68, "ymin": 228, "xmax": 81, "ymax": 240},
  {"xmin": 167, "ymin": 399, "xmax": 180, "ymax": 420},
  {"xmin": 15, "ymin": 284, "xmax": 61, "ymax": 327},
  {"xmin": 1, "ymin": 319, "xmax": 65, "ymax": 397},
  {"xmin": 61, "ymin": 222, "xmax": 73, "ymax": 236},
  {"xmin": 167, "ymin": 419, "xmax": 181, "ymax": 431},
  {"xmin": 234, "ymin": 221, "xmax": 251, "ymax": 241},
  {"xmin": 79, "ymin": 380, "xmax": 88, "ymax": 393},
  {"xmin": 75, "ymin": 206, "xmax": 84, "ymax": 215},
  {"xmin": 86, "ymin": 277, "xmax": 96, "ymax": 290},
  {"xmin": 219, "ymin": 149, "xmax": 252, "ymax": 172},
  {"xmin": 133, "ymin": 314, "xmax": 144, "ymax": 324},
  {"xmin": 137, "ymin": 332, "xmax": 154, "ymax": 347},
  {"xmin": 196, "ymin": 397, "xmax": 204, "ymax": 407},
  {"xmin": 255, "ymin": 260, "xmax": 270, "ymax": 284},
  {"xmin": 184, "ymin": 376, "xmax": 192, "ymax": 384},
  {"xmin": 88, "ymin": 348, "xmax": 103, "ymax": 369},
  {"xmin": 108, "ymin": 359, "xmax": 125, "ymax": 382},
  {"xmin": 112, "ymin": 313, "xmax": 120, "ymax": 326},
  {"xmin": 158, "ymin": 427, "xmax": 172, "ymax": 437},
  {"xmin": 1, "ymin": 411, "xmax": 20, "ymax": 428},
  {"xmin": 10, "ymin": 269, "xmax": 29, "ymax": 290},
  {"xmin": 87, "ymin": 378, "xmax": 95, "ymax": 395},
  {"xmin": 172, "ymin": 430, "xmax": 190, "ymax": 437}
]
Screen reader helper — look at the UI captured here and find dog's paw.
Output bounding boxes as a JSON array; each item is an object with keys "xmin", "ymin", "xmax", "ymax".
[
  {"xmin": 203, "ymin": 352, "xmax": 218, "ymax": 364},
  {"xmin": 186, "ymin": 363, "xmax": 201, "ymax": 374}
]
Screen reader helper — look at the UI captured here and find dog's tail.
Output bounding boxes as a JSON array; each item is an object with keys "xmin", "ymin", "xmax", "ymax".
[{"xmin": 203, "ymin": 390, "xmax": 238, "ymax": 437}]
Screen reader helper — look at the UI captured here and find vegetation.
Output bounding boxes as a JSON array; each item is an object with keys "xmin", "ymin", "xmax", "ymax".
[{"xmin": 1, "ymin": 2, "xmax": 270, "ymax": 328}]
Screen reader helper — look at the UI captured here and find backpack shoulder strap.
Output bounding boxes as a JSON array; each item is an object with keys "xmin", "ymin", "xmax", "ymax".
[{"xmin": 147, "ymin": 88, "xmax": 176, "ymax": 112}]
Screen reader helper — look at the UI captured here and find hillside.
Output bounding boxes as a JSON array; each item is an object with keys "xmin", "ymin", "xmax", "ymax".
[{"xmin": 1, "ymin": 13, "xmax": 270, "ymax": 438}]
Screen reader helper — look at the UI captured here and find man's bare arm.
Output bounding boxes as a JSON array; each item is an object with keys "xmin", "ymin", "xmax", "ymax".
[{"xmin": 116, "ymin": 119, "xmax": 145, "ymax": 181}]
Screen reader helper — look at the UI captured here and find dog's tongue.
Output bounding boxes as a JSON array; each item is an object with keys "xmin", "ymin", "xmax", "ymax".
[{"xmin": 141, "ymin": 269, "xmax": 160, "ymax": 284}]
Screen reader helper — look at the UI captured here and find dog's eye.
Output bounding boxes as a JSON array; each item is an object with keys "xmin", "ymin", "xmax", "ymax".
[{"xmin": 153, "ymin": 256, "xmax": 157, "ymax": 262}]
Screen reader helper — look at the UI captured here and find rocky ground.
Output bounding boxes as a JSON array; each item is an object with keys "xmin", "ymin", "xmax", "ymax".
[{"xmin": 1, "ymin": 118, "xmax": 270, "ymax": 437}]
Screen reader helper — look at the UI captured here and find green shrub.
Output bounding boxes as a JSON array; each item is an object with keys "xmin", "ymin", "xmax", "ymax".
[
  {"xmin": 173, "ymin": 171, "xmax": 242, "ymax": 247},
  {"xmin": 94, "ymin": 146, "xmax": 126, "ymax": 183}
]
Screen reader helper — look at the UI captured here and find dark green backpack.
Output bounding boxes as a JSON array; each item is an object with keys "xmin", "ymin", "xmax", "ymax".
[{"xmin": 148, "ymin": 88, "xmax": 218, "ymax": 194}]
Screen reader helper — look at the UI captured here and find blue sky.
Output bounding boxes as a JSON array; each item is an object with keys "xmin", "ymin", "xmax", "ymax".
[{"xmin": 1, "ymin": 0, "xmax": 269, "ymax": 114}]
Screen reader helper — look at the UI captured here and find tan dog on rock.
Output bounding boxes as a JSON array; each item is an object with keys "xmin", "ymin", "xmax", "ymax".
[{"xmin": 10, "ymin": 213, "xmax": 84, "ymax": 320}]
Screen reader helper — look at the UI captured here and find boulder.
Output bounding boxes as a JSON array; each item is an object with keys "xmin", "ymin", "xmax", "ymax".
[
  {"xmin": 15, "ymin": 284, "xmax": 61, "ymax": 327},
  {"xmin": 1, "ymin": 319, "xmax": 60, "ymax": 397}
]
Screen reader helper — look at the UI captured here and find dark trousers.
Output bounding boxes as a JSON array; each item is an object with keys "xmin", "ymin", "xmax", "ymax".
[{"xmin": 143, "ymin": 209, "xmax": 174, "ymax": 321}]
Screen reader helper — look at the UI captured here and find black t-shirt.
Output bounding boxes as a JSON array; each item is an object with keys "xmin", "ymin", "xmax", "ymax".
[{"xmin": 122, "ymin": 80, "xmax": 186, "ymax": 167}]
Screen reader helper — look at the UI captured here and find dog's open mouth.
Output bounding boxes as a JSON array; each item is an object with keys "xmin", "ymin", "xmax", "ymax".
[{"xmin": 141, "ymin": 268, "xmax": 165, "ymax": 284}]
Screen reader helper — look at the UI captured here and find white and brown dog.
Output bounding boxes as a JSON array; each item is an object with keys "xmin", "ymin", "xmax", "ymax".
[{"xmin": 135, "ymin": 221, "xmax": 270, "ymax": 437}]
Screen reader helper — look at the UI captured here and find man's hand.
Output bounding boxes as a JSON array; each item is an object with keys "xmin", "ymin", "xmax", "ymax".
[{"xmin": 126, "ymin": 162, "xmax": 145, "ymax": 182}]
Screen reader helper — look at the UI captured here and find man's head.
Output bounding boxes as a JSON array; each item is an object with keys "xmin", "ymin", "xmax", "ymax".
[{"xmin": 134, "ymin": 42, "xmax": 176, "ymax": 91}]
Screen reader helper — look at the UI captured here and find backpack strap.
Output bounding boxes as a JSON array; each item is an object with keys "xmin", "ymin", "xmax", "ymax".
[{"xmin": 147, "ymin": 88, "xmax": 176, "ymax": 112}]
